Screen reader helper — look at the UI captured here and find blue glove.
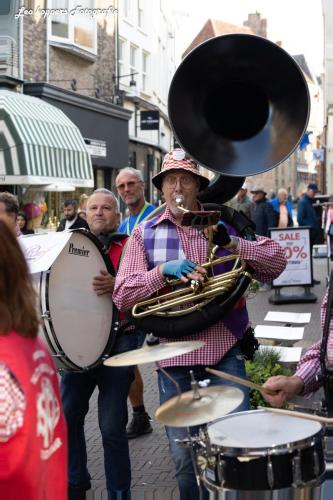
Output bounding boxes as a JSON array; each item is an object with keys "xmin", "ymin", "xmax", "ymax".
[
  {"xmin": 213, "ymin": 222, "xmax": 231, "ymax": 247},
  {"xmin": 162, "ymin": 259, "xmax": 196, "ymax": 279}
]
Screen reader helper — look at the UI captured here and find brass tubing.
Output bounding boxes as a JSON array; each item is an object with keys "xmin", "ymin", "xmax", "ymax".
[{"xmin": 132, "ymin": 260, "xmax": 248, "ymax": 318}]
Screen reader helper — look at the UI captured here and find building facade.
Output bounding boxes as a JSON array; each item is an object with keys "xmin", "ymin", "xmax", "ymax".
[{"xmin": 117, "ymin": 0, "xmax": 175, "ymax": 205}]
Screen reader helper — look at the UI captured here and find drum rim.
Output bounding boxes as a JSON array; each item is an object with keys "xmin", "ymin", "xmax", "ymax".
[
  {"xmin": 40, "ymin": 228, "xmax": 117, "ymax": 371},
  {"xmin": 207, "ymin": 409, "xmax": 324, "ymax": 457}
]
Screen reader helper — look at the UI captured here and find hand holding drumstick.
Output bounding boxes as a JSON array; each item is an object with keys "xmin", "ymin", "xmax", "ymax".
[{"xmin": 205, "ymin": 368, "xmax": 304, "ymax": 406}]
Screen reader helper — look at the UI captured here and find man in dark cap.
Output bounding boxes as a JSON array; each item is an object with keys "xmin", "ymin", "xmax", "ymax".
[
  {"xmin": 297, "ymin": 183, "xmax": 321, "ymax": 284},
  {"xmin": 250, "ymin": 187, "xmax": 276, "ymax": 237}
]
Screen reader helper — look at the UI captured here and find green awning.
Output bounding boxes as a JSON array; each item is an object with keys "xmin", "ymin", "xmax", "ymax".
[{"xmin": 0, "ymin": 90, "xmax": 93, "ymax": 187}]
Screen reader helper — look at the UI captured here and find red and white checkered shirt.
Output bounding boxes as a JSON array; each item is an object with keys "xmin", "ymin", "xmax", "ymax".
[
  {"xmin": 113, "ymin": 207, "xmax": 287, "ymax": 368},
  {"xmin": 0, "ymin": 363, "xmax": 26, "ymax": 442},
  {"xmin": 295, "ymin": 289, "xmax": 331, "ymax": 395}
]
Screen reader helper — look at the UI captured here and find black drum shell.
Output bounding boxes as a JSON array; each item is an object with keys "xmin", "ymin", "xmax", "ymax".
[{"xmin": 202, "ymin": 439, "xmax": 325, "ymax": 491}]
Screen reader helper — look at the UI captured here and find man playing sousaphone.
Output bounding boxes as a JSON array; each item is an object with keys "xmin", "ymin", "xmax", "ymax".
[{"xmin": 113, "ymin": 148, "xmax": 287, "ymax": 499}]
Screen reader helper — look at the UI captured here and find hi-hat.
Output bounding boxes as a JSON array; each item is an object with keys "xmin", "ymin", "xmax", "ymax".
[
  {"xmin": 103, "ymin": 340, "xmax": 205, "ymax": 367},
  {"xmin": 155, "ymin": 385, "xmax": 244, "ymax": 427}
]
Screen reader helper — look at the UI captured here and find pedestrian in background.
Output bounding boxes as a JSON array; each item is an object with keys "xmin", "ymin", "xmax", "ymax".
[
  {"xmin": 17, "ymin": 211, "xmax": 35, "ymax": 235},
  {"xmin": 0, "ymin": 219, "xmax": 67, "ymax": 500},
  {"xmin": 57, "ymin": 199, "xmax": 89, "ymax": 232},
  {"xmin": 227, "ymin": 183, "xmax": 254, "ymax": 219},
  {"xmin": 297, "ymin": 182, "xmax": 321, "ymax": 284},
  {"xmin": 0, "ymin": 191, "xmax": 20, "ymax": 235},
  {"xmin": 116, "ymin": 167, "xmax": 155, "ymax": 439},
  {"xmin": 250, "ymin": 187, "xmax": 276, "ymax": 236},
  {"xmin": 323, "ymin": 197, "xmax": 333, "ymax": 260},
  {"xmin": 270, "ymin": 188, "xmax": 293, "ymax": 228}
]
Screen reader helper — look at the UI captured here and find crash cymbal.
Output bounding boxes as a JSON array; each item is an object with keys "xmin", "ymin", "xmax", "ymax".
[
  {"xmin": 103, "ymin": 340, "xmax": 205, "ymax": 367},
  {"xmin": 155, "ymin": 385, "xmax": 244, "ymax": 427}
]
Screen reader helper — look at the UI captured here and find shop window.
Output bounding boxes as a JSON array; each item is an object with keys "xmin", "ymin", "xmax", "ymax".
[
  {"xmin": 129, "ymin": 151, "xmax": 137, "ymax": 168},
  {"xmin": 95, "ymin": 169, "xmax": 105, "ymax": 188},
  {"xmin": 49, "ymin": 0, "xmax": 97, "ymax": 55}
]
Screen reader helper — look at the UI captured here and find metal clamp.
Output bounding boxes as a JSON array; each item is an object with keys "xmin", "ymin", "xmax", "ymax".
[
  {"xmin": 292, "ymin": 451, "xmax": 303, "ymax": 487},
  {"xmin": 313, "ymin": 450, "xmax": 320, "ymax": 477},
  {"xmin": 267, "ymin": 456, "xmax": 274, "ymax": 489}
]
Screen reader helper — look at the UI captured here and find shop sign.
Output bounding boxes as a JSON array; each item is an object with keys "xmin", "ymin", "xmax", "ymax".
[
  {"xmin": 84, "ymin": 138, "xmax": 107, "ymax": 158},
  {"xmin": 140, "ymin": 110, "xmax": 159, "ymax": 130},
  {"xmin": 269, "ymin": 227, "xmax": 312, "ymax": 287}
]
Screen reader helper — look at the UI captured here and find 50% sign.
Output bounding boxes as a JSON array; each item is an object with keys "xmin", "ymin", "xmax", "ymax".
[{"xmin": 283, "ymin": 245, "xmax": 307, "ymax": 261}]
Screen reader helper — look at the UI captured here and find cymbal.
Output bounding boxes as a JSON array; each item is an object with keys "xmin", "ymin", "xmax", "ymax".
[
  {"xmin": 155, "ymin": 385, "xmax": 244, "ymax": 427},
  {"xmin": 103, "ymin": 340, "xmax": 205, "ymax": 367}
]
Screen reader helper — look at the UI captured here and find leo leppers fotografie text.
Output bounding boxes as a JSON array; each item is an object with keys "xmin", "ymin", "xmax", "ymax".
[{"xmin": 15, "ymin": 4, "xmax": 117, "ymax": 19}]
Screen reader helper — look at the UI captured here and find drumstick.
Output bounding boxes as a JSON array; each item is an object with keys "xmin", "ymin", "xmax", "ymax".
[
  {"xmin": 260, "ymin": 406, "xmax": 333, "ymax": 425},
  {"xmin": 205, "ymin": 367, "xmax": 277, "ymax": 395}
]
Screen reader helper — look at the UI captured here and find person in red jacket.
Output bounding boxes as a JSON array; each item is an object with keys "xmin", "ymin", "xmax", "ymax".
[{"xmin": 0, "ymin": 219, "xmax": 68, "ymax": 500}]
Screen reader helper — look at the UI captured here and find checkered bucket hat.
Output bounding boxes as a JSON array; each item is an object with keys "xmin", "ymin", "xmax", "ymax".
[{"xmin": 152, "ymin": 148, "xmax": 210, "ymax": 191}]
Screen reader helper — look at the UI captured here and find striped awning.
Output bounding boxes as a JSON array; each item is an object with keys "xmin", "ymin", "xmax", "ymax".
[{"xmin": 0, "ymin": 90, "xmax": 93, "ymax": 187}]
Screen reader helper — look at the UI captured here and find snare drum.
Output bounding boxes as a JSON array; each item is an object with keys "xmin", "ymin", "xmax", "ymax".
[
  {"xmin": 198, "ymin": 410, "xmax": 325, "ymax": 494},
  {"xmin": 37, "ymin": 229, "xmax": 115, "ymax": 371}
]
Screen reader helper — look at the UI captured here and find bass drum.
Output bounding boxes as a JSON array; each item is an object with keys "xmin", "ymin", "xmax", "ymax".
[{"xmin": 37, "ymin": 229, "xmax": 115, "ymax": 371}]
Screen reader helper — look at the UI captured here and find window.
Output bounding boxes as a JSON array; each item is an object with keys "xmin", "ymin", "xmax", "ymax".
[
  {"xmin": 49, "ymin": 0, "xmax": 97, "ymax": 54},
  {"xmin": 122, "ymin": 0, "xmax": 133, "ymax": 21},
  {"xmin": 118, "ymin": 38, "xmax": 125, "ymax": 80},
  {"xmin": 130, "ymin": 44, "xmax": 138, "ymax": 80},
  {"xmin": 142, "ymin": 51, "xmax": 149, "ymax": 92},
  {"xmin": 51, "ymin": 0, "xmax": 69, "ymax": 38},
  {"xmin": 137, "ymin": 0, "xmax": 144, "ymax": 28}
]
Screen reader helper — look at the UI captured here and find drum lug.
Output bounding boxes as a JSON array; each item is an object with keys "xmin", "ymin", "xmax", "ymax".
[
  {"xmin": 217, "ymin": 456, "xmax": 226, "ymax": 487},
  {"xmin": 313, "ymin": 450, "xmax": 320, "ymax": 477},
  {"xmin": 196, "ymin": 454, "xmax": 208, "ymax": 471},
  {"xmin": 41, "ymin": 310, "xmax": 50, "ymax": 320},
  {"xmin": 267, "ymin": 455, "xmax": 274, "ymax": 489},
  {"xmin": 292, "ymin": 451, "xmax": 303, "ymax": 487}
]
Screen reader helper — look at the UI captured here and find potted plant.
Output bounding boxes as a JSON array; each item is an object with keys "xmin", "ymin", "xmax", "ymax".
[{"xmin": 245, "ymin": 347, "xmax": 292, "ymax": 409}]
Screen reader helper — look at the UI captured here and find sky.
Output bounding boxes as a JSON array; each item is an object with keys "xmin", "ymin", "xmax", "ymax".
[{"xmin": 171, "ymin": 0, "xmax": 324, "ymax": 77}]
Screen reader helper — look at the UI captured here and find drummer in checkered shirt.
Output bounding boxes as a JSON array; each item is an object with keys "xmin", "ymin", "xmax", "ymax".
[
  {"xmin": 263, "ymin": 289, "xmax": 333, "ymax": 407},
  {"xmin": 113, "ymin": 148, "xmax": 287, "ymax": 500}
]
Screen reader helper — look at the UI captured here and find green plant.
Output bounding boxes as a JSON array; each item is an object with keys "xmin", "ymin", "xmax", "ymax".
[
  {"xmin": 245, "ymin": 279, "xmax": 260, "ymax": 298},
  {"xmin": 245, "ymin": 348, "xmax": 292, "ymax": 409}
]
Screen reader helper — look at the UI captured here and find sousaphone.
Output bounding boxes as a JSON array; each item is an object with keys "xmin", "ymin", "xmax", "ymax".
[{"xmin": 130, "ymin": 34, "xmax": 309, "ymax": 338}]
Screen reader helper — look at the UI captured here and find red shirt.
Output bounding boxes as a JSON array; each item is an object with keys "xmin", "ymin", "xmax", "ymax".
[{"xmin": 0, "ymin": 331, "xmax": 67, "ymax": 500}]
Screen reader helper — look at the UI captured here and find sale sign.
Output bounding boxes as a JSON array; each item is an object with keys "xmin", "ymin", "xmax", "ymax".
[{"xmin": 269, "ymin": 227, "xmax": 312, "ymax": 287}]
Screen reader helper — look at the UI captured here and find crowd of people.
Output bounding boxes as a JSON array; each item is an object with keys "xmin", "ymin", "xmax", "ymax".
[{"xmin": 1, "ymin": 151, "xmax": 333, "ymax": 500}]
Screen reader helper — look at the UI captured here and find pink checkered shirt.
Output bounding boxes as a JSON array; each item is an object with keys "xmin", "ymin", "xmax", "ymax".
[
  {"xmin": 113, "ymin": 207, "xmax": 287, "ymax": 368},
  {"xmin": 0, "ymin": 363, "xmax": 26, "ymax": 442},
  {"xmin": 295, "ymin": 289, "xmax": 331, "ymax": 395}
]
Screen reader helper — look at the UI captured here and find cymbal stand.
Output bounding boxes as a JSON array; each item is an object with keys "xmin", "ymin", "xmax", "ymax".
[{"xmin": 157, "ymin": 364, "xmax": 206, "ymax": 495}]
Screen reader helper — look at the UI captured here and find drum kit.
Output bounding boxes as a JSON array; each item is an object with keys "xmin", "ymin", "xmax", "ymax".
[{"xmin": 104, "ymin": 336, "xmax": 331, "ymax": 500}]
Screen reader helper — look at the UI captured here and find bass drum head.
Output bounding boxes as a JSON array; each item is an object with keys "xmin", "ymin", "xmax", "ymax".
[
  {"xmin": 47, "ymin": 231, "xmax": 114, "ymax": 370},
  {"xmin": 208, "ymin": 409, "xmax": 322, "ymax": 452}
]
